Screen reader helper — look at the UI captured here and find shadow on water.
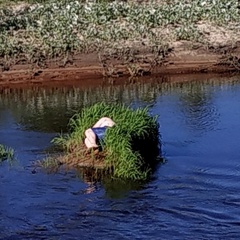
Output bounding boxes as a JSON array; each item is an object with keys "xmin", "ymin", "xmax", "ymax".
[
  {"xmin": 32, "ymin": 157, "xmax": 163, "ymax": 199},
  {"xmin": 1, "ymin": 74, "xmax": 240, "ymax": 239},
  {"xmin": 73, "ymin": 167, "xmax": 148, "ymax": 199}
]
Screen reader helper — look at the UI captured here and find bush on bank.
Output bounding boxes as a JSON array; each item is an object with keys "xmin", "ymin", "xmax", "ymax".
[{"xmin": 53, "ymin": 102, "xmax": 161, "ymax": 180}]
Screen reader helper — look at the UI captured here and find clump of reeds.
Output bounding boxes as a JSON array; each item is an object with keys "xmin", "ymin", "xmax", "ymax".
[
  {"xmin": 53, "ymin": 102, "xmax": 161, "ymax": 180},
  {"xmin": 0, "ymin": 144, "xmax": 14, "ymax": 163}
]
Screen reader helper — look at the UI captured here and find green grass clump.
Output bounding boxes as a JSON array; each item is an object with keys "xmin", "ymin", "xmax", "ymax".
[
  {"xmin": 0, "ymin": 144, "xmax": 14, "ymax": 163},
  {"xmin": 54, "ymin": 102, "xmax": 161, "ymax": 180}
]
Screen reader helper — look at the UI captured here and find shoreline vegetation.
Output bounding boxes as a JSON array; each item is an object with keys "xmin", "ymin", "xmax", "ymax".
[
  {"xmin": 37, "ymin": 102, "xmax": 161, "ymax": 180},
  {"xmin": 0, "ymin": 0, "xmax": 240, "ymax": 84}
]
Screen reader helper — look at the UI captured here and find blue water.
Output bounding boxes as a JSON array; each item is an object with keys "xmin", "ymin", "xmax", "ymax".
[{"xmin": 1, "ymin": 75, "xmax": 240, "ymax": 239}]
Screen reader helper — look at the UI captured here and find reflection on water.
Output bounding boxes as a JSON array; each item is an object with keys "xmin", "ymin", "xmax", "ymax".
[
  {"xmin": 74, "ymin": 167, "xmax": 145, "ymax": 198},
  {"xmin": 1, "ymin": 74, "xmax": 240, "ymax": 239},
  {"xmin": 0, "ymin": 76, "xmax": 239, "ymax": 133},
  {"xmin": 0, "ymin": 82, "xmax": 160, "ymax": 132},
  {"xmin": 179, "ymin": 82, "xmax": 220, "ymax": 133}
]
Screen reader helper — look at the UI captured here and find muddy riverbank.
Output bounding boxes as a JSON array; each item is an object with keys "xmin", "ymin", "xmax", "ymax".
[
  {"xmin": 1, "ymin": 0, "xmax": 239, "ymax": 86},
  {"xmin": 1, "ymin": 40, "xmax": 240, "ymax": 86}
]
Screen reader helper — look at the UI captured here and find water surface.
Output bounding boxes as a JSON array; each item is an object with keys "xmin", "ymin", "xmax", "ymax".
[{"xmin": 1, "ymin": 75, "xmax": 240, "ymax": 239}]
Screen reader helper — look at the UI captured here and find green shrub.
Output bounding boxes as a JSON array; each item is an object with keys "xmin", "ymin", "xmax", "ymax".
[{"xmin": 54, "ymin": 102, "xmax": 161, "ymax": 180}]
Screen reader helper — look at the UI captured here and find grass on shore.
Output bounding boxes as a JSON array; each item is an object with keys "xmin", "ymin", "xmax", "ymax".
[
  {"xmin": 0, "ymin": 0, "xmax": 239, "ymax": 71},
  {"xmin": 51, "ymin": 102, "xmax": 161, "ymax": 180}
]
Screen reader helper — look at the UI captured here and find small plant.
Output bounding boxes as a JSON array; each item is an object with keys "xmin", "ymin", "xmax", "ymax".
[
  {"xmin": 0, "ymin": 144, "xmax": 14, "ymax": 163},
  {"xmin": 34, "ymin": 157, "xmax": 62, "ymax": 173},
  {"xmin": 219, "ymin": 54, "xmax": 240, "ymax": 71},
  {"xmin": 53, "ymin": 102, "xmax": 161, "ymax": 180}
]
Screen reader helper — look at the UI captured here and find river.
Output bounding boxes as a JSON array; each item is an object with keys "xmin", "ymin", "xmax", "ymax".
[{"xmin": 0, "ymin": 74, "xmax": 240, "ymax": 239}]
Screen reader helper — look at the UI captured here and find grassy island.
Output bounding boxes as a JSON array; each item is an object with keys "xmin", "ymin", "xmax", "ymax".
[{"xmin": 51, "ymin": 103, "xmax": 161, "ymax": 180}]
